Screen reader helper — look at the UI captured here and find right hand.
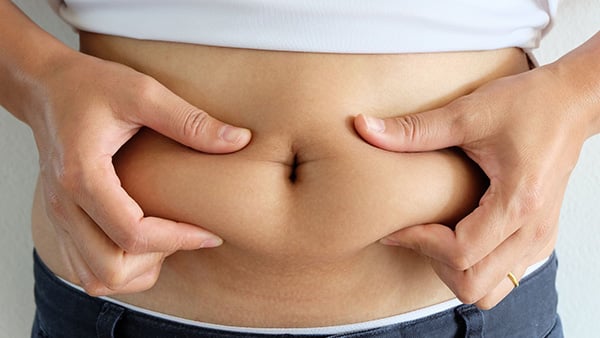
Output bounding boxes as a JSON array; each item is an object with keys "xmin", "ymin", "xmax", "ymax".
[{"xmin": 26, "ymin": 52, "xmax": 251, "ymax": 296}]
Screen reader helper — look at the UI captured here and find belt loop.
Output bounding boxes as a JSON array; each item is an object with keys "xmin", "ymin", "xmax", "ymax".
[
  {"xmin": 96, "ymin": 302, "xmax": 125, "ymax": 338},
  {"xmin": 456, "ymin": 304, "xmax": 484, "ymax": 338}
]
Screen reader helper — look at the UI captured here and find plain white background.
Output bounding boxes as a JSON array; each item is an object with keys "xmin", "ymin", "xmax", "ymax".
[{"xmin": 1, "ymin": 1, "xmax": 599, "ymax": 337}]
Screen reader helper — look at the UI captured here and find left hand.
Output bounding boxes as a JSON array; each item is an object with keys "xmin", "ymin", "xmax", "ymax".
[{"xmin": 354, "ymin": 65, "xmax": 589, "ymax": 309}]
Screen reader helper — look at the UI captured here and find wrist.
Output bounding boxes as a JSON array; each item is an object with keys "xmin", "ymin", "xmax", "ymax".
[
  {"xmin": 543, "ymin": 31, "xmax": 600, "ymax": 139},
  {"xmin": 0, "ymin": 1, "xmax": 79, "ymax": 125}
]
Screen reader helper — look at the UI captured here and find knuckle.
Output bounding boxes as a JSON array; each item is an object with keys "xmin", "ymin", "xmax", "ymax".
[
  {"xmin": 78, "ymin": 274, "xmax": 107, "ymax": 297},
  {"xmin": 135, "ymin": 75, "xmax": 163, "ymax": 101},
  {"xmin": 448, "ymin": 96, "xmax": 492, "ymax": 141},
  {"xmin": 182, "ymin": 109, "xmax": 210, "ymax": 138},
  {"xmin": 456, "ymin": 293, "xmax": 479, "ymax": 306},
  {"xmin": 114, "ymin": 224, "xmax": 148, "ymax": 254},
  {"xmin": 81, "ymin": 281, "xmax": 108, "ymax": 297},
  {"xmin": 476, "ymin": 298, "xmax": 498, "ymax": 310},
  {"xmin": 161, "ymin": 236, "xmax": 184, "ymax": 254},
  {"xmin": 514, "ymin": 179, "xmax": 545, "ymax": 219},
  {"xmin": 136, "ymin": 267, "xmax": 162, "ymax": 292},
  {"xmin": 404, "ymin": 236, "xmax": 423, "ymax": 253},
  {"xmin": 449, "ymin": 256, "xmax": 472, "ymax": 271},
  {"xmin": 454, "ymin": 276, "xmax": 485, "ymax": 305},
  {"xmin": 447, "ymin": 248, "xmax": 474, "ymax": 271},
  {"xmin": 119, "ymin": 235, "xmax": 143, "ymax": 253},
  {"xmin": 393, "ymin": 114, "xmax": 423, "ymax": 142},
  {"xmin": 449, "ymin": 109, "xmax": 471, "ymax": 138},
  {"xmin": 96, "ymin": 264, "xmax": 129, "ymax": 291}
]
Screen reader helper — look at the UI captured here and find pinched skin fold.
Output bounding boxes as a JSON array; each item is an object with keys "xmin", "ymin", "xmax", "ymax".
[{"xmin": 33, "ymin": 33, "xmax": 529, "ymax": 327}]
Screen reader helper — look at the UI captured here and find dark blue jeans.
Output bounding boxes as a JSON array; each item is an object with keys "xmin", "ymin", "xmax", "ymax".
[{"xmin": 31, "ymin": 250, "xmax": 562, "ymax": 338}]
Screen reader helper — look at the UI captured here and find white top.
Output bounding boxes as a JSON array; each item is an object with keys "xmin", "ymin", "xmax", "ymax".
[{"xmin": 49, "ymin": 0, "xmax": 558, "ymax": 53}]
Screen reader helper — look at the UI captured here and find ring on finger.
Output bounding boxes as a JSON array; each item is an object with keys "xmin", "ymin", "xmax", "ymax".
[{"xmin": 507, "ymin": 271, "xmax": 520, "ymax": 288}]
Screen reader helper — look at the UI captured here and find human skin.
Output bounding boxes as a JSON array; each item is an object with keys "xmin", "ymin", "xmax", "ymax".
[
  {"xmin": 2, "ymin": 0, "xmax": 597, "ymax": 318},
  {"xmin": 0, "ymin": 1, "xmax": 249, "ymax": 294},
  {"xmin": 32, "ymin": 32, "xmax": 540, "ymax": 325},
  {"xmin": 360, "ymin": 31, "xmax": 600, "ymax": 309}
]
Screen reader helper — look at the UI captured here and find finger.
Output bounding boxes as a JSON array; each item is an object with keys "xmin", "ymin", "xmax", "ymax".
[
  {"xmin": 381, "ymin": 186, "xmax": 519, "ymax": 271},
  {"xmin": 77, "ymin": 159, "xmax": 223, "ymax": 254},
  {"xmin": 61, "ymin": 202, "xmax": 167, "ymax": 293},
  {"xmin": 134, "ymin": 80, "xmax": 251, "ymax": 153},
  {"xmin": 429, "ymin": 257, "xmax": 528, "ymax": 308},
  {"xmin": 431, "ymin": 222, "xmax": 556, "ymax": 307},
  {"xmin": 473, "ymin": 227, "xmax": 558, "ymax": 309},
  {"xmin": 62, "ymin": 233, "xmax": 163, "ymax": 296},
  {"xmin": 354, "ymin": 106, "xmax": 467, "ymax": 152},
  {"xmin": 427, "ymin": 234, "xmax": 526, "ymax": 306},
  {"xmin": 474, "ymin": 265, "xmax": 527, "ymax": 310}
]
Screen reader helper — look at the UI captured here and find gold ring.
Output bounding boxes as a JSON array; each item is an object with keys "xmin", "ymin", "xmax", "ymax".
[{"xmin": 507, "ymin": 272, "xmax": 520, "ymax": 288}]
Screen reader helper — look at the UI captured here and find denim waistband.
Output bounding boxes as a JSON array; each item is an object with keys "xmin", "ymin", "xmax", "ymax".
[{"xmin": 32, "ymin": 250, "xmax": 562, "ymax": 338}]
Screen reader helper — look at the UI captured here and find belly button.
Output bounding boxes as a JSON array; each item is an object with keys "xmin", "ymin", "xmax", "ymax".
[{"xmin": 288, "ymin": 154, "xmax": 298, "ymax": 183}]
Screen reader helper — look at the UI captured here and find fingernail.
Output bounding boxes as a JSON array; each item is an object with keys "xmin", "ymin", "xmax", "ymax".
[
  {"xmin": 218, "ymin": 125, "xmax": 249, "ymax": 143},
  {"xmin": 379, "ymin": 238, "xmax": 400, "ymax": 246},
  {"xmin": 200, "ymin": 236, "xmax": 223, "ymax": 248},
  {"xmin": 364, "ymin": 116, "xmax": 385, "ymax": 133}
]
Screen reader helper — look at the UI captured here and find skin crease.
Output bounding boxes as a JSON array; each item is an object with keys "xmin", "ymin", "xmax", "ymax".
[
  {"xmin": 1, "ymin": 1, "xmax": 251, "ymax": 297},
  {"xmin": 2, "ymin": 0, "xmax": 600, "ymax": 328},
  {"xmin": 360, "ymin": 31, "xmax": 600, "ymax": 309},
  {"xmin": 32, "ymin": 32, "xmax": 510, "ymax": 326}
]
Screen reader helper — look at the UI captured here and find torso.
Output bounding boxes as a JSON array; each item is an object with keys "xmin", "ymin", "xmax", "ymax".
[{"xmin": 32, "ymin": 33, "xmax": 534, "ymax": 327}]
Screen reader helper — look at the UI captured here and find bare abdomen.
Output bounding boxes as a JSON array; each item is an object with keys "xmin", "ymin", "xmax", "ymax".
[{"xmin": 32, "ymin": 34, "xmax": 529, "ymax": 327}]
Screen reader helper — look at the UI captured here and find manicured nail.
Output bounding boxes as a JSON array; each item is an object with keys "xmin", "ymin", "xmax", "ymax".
[
  {"xmin": 219, "ymin": 125, "xmax": 249, "ymax": 143},
  {"xmin": 364, "ymin": 116, "xmax": 385, "ymax": 133},
  {"xmin": 200, "ymin": 236, "xmax": 224, "ymax": 248}
]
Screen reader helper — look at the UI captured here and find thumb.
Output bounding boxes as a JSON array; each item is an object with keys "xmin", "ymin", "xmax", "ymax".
[
  {"xmin": 354, "ymin": 106, "xmax": 465, "ymax": 152},
  {"xmin": 137, "ymin": 83, "xmax": 251, "ymax": 153}
]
